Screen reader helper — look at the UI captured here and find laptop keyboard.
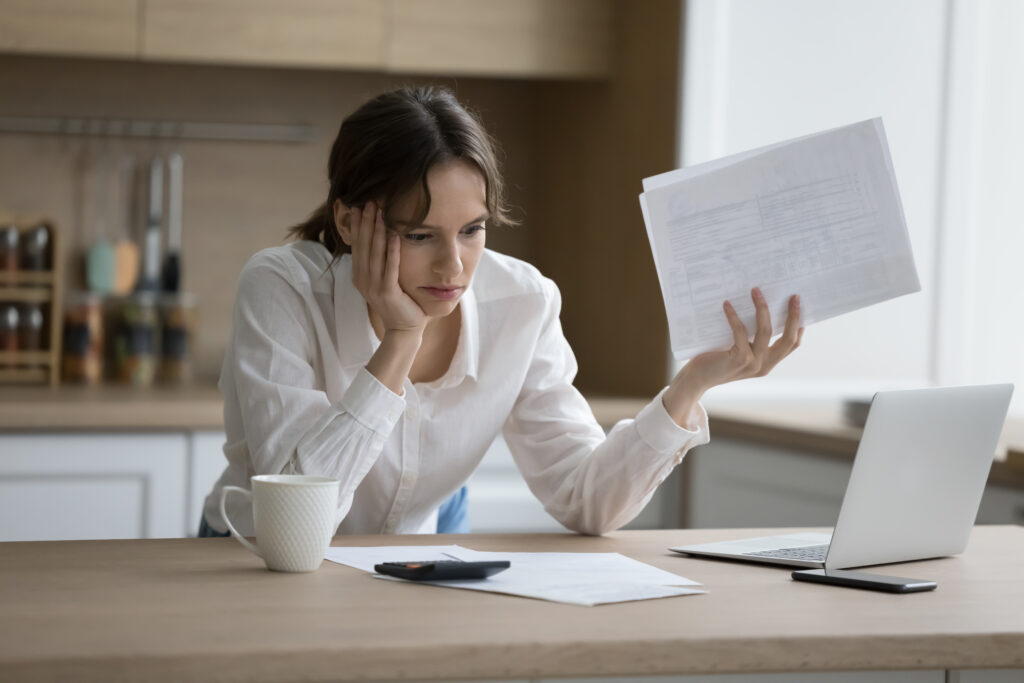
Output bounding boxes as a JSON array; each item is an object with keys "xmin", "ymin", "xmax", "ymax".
[{"xmin": 742, "ymin": 544, "xmax": 830, "ymax": 561}]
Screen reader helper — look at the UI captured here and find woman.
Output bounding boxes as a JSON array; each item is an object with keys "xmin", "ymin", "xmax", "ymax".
[{"xmin": 200, "ymin": 86, "xmax": 803, "ymax": 538}]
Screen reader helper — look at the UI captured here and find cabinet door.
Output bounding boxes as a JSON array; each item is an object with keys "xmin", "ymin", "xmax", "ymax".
[
  {"xmin": 0, "ymin": 0, "xmax": 137, "ymax": 58},
  {"xmin": 685, "ymin": 439, "xmax": 852, "ymax": 528},
  {"xmin": 387, "ymin": 0, "xmax": 613, "ymax": 78},
  {"xmin": 977, "ymin": 484, "xmax": 1024, "ymax": 526},
  {"xmin": 0, "ymin": 433, "xmax": 187, "ymax": 541},
  {"xmin": 142, "ymin": 0, "xmax": 386, "ymax": 69}
]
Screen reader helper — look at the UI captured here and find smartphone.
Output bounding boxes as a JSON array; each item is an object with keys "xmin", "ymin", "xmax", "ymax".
[
  {"xmin": 374, "ymin": 560, "xmax": 510, "ymax": 581},
  {"xmin": 792, "ymin": 568, "xmax": 937, "ymax": 593}
]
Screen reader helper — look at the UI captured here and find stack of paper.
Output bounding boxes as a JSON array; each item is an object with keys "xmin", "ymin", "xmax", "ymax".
[
  {"xmin": 324, "ymin": 545, "xmax": 705, "ymax": 606},
  {"xmin": 639, "ymin": 118, "xmax": 920, "ymax": 361}
]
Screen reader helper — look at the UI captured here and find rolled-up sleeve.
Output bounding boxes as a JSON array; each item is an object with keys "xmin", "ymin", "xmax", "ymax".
[
  {"xmin": 229, "ymin": 256, "xmax": 404, "ymax": 522},
  {"xmin": 502, "ymin": 278, "xmax": 709, "ymax": 536}
]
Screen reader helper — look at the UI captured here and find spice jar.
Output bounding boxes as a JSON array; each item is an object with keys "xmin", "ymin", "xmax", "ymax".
[
  {"xmin": 0, "ymin": 224, "xmax": 18, "ymax": 282},
  {"xmin": 20, "ymin": 223, "xmax": 50, "ymax": 272},
  {"xmin": 18, "ymin": 303, "xmax": 44, "ymax": 352},
  {"xmin": 1, "ymin": 303, "xmax": 19, "ymax": 356},
  {"xmin": 159, "ymin": 292, "xmax": 196, "ymax": 385},
  {"xmin": 112, "ymin": 292, "xmax": 158, "ymax": 387},
  {"xmin": 62, "ymin": 291, "xmax": 104, "ymax": 385}
]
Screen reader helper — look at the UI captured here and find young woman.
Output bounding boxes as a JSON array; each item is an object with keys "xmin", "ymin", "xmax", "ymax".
[{"xmin": 200, "ymin": 86, "xmax": 803, "ymax": 538}]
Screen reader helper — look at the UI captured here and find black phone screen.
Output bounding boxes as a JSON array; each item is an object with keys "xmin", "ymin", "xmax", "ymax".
[{"xmin": 792, "ymin": 568, "xmax": 937, "ymax": 593}]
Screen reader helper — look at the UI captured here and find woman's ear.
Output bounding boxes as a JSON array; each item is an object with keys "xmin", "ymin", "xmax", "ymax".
[{"xmin": 333, "ymin": 199, "xmax": 353, "ymax": 246}]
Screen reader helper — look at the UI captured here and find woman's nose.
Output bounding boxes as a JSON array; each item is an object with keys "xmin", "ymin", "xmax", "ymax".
[{"xmin": 434, "ymin": 240, "xmax": 463, "ymax": 277}]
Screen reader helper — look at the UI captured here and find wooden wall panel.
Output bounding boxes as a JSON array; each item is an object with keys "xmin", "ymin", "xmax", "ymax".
[
  {"xmin": 0, "ymin": 56, "xmax": 535, "ymax": 381},
  {"xmin": 529, "ymin": 0, "xmax": 680, "ymax": 396}
]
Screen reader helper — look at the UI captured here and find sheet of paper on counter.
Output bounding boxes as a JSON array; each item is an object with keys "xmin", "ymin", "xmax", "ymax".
[{"xmin": 326, "ymin": 545, "xmax": 706, "ymax": 606}]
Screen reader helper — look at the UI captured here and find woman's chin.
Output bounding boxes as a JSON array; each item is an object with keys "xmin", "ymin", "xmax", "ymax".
[{"xmin": 419, "ymin": 298, "xmax": 460, "ymax": 318}]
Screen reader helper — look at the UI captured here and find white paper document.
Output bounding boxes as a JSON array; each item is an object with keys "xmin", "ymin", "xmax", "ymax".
[
  {"xmin": 639, "ymin": 118, "xmax": 920, "ymax": 361},
  {"xmin": 325, "ymin": 545, "xmax": 706, "ymax": 606}
]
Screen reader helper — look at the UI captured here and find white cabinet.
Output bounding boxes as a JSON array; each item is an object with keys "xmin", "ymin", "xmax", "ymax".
[
  {"xmin": 0, "ymin": 433, "xmax": 187, "ymax": 541},
  {"xmin": 0, "ymin": 431, "xmax": 228, "ymax": 542},
  {"xmin": 685, "ymin": 437, "xmax": 1024, "ymax": 529},
  {"xmin": 685, "ymin": 438, "xmax": 852, "ymax": 528}
]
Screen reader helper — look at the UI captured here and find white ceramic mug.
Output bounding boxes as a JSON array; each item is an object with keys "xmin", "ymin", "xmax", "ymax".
[{"xmin": 219, "ymin": 474, "xmax": 340, "ymax": 573}]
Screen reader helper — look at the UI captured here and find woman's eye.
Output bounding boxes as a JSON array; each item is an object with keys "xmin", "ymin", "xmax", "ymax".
[
  {"xmin": 404, "ymin": 233, "xmax": 430, "ymax": 242},
  {"xmin": 463, "ymin": 225, "xmax": 486, "ymax": 236}
]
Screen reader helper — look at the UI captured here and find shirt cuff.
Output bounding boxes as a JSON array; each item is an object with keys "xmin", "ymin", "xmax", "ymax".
[
  {"xmin": 634, "ymin": 386, "xmax": 711, "ymax": 454},
  {"xmin": 337, "ymin": 367, "xmax": 406, "ymax": 435}
]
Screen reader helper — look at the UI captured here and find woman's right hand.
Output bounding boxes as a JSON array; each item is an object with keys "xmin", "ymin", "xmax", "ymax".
[{"xmin": 349, "ymin": 201, "xmax": 427, "ymax": 333}]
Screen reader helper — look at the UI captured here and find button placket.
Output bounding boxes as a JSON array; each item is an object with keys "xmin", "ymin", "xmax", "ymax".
[{"xmin": 383, "ymin": 381, "xmax": 420, "ymax": 533}]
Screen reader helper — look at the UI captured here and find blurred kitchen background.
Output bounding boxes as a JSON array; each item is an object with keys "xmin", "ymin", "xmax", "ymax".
[{"xmin": 1, "ymin": 0, "xmax": 1022, "ymax": 542}]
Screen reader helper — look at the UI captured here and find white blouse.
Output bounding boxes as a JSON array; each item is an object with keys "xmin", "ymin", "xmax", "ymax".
[{"xmin": 203, "ymin": 240, "xmax": 709, "ymax": 537}]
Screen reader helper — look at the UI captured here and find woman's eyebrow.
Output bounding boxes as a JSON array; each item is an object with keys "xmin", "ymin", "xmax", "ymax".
[{"xmin": 398, "ymin": 213, "xmax": 490, "ymax": 230}]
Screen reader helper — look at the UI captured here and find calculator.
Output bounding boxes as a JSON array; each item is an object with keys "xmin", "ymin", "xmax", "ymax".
[{"xmin": 374, "ymin": 560, "xmax": 510, "ymax": 581}]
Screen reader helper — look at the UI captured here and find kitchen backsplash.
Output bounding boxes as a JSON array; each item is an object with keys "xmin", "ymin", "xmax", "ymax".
[{"xmin": 0, "ymin": 55, "xmax": 536, "ymax": 382}]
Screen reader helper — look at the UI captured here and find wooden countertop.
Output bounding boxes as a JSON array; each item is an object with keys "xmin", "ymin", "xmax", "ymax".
[
  {"xmin": 0, "ymin": 386, "xmax": 647, "ymax": 432},
  {"xmin": 1, "ymin": 527, "xmax": 1022, "ymax": 681},
  {"xmin": 2, "ymin": 387, "xmax": 1022, "ymax": 486},
  {"xmin": 0, "ymin": 384, "xmax": 225, "ymax": 430}
]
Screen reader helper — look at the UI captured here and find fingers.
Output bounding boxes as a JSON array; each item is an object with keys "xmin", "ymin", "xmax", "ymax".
[
  {"xmin": 368, "ymin": 205, "xmax": 386, "ymax": 285},
  {"xmin": 723, "ymin": 300, "xmax": 750, "ymax": 350},
  {"xmin": 750, "ymin": 287, "xmax": 772, "ymax": 358},
  {"xmin": 350, "ymin": 201, "xmax": 384, "ymax": 296},
  {"xmin": 764, "ymin": 294, "xmax": 803, "ymax": 371},
  {"xmin": 384, "ymin": 231, "xmax": 400, "ymax": 291},
  {"xmin": 349, "ymin": 204, "xmax": 368, "ymax": 289}
]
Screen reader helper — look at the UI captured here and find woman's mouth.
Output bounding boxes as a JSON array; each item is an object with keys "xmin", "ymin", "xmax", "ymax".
[{"xmin": 421, "ymin": 286, "xmax": 463, "ymax": 301}]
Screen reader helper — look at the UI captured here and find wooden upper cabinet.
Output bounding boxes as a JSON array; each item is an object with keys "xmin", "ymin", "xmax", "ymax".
[
  {"xmin": 141, "ymin": 0, "xmax": 386, "ymax": 69},
  {"xmin": 0, "ymin": 0, "xmax": 138, "ymax": 58},
  {"xmin": 1, "ymin": 0, "xmax": 614, "ymax": 78},
  {"xmin": 387, "ymin": 0, "xmax": 613, "ymax": 79}
]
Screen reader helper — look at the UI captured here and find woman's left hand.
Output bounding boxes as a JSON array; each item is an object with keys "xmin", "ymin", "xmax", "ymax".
[{"xmin": 662, "ymin": 287, "xmax": 803, "ymax": 428}]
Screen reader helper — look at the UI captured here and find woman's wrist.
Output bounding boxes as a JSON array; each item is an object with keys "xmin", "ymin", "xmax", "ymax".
[
  {"xmin": 662, "ymin": 364, "xmax": 710, "ymax": 430},
  {"xmin": 366, "ymin": 327, "xmax": 423, "ymax": 395}
]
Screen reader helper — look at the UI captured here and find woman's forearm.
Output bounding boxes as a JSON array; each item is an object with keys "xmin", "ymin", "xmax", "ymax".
[
  {"xmin": 662, "ymin": 364, "xmax": 707, "ymax": 431},
  {"xmin": 365, "ymin": 328, "xmax": 423, "ymax": 395}
]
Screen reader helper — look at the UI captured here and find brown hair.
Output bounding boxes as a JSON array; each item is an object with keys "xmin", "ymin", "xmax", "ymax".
[{"xmin": 288, "ymin": 86, "xmax": 515, "ymax": 259}]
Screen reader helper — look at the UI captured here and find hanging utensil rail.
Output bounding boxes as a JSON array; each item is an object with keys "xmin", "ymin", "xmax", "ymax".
[{"xmin": 0, "ymin": 116, "xmax": 315, "ymax": 144}]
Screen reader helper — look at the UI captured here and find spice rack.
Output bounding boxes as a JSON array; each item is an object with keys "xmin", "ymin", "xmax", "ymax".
[{"xmin": 0, "ymin": 220, "xmax": 63, "ymax": 386}]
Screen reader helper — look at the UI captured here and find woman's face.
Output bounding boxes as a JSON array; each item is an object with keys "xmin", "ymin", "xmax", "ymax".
[{"xmin": 388, "ymin": 160, "xmax": 488, "ymax": 318}]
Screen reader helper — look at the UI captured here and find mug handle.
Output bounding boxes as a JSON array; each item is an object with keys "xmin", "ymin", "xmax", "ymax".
[{"xmin": 219, "ymin": 485, "xmax": 262, "ymax": 559}]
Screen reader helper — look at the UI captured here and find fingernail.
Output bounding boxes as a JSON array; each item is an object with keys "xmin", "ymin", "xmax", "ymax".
[{"xmin": 794, "ymin": 294, "xmax": 801, "ymax": 306}]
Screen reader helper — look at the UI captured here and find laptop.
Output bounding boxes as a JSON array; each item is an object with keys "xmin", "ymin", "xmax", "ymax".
[{"xmin": 671, "ymin": 384, "xmax": 1014, "ymax": 569}]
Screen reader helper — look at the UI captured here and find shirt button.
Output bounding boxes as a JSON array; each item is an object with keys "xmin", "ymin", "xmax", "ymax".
[
  {"xmin": 401, "ymin": 472, "xmax": 414, "ymax": 487},
  {"xmin": 407, "ymin": 404, "xmax": 418, "ymax": 420}
]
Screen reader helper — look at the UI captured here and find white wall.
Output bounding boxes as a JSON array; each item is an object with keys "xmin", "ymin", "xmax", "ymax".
[{"xmin": 680, "ymin": 0, "xmax": 1024, "ymax": 411}]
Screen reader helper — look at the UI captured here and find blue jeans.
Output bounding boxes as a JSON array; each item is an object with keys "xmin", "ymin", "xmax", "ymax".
[
  {"xmin": 437, "ymin": 485, "xmax": 470, "ymax": 533},
  {"xmin": 198, "ymin": 485, "xmax": 470, "ymax": 536}
]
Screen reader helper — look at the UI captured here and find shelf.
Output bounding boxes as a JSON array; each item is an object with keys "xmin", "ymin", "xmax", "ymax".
[
  {"xmin": 0, "ymin": 286, "xmax": 52, "ymax": 303},
  {"xmin": 0, "ymin": 351, "xmax": 52, "ymax": 366},
  {"xmin": 3, "ymin": 271, "xmax": 54, "ymax": 286},
  {"xmin": 0, "ymin": 367, "xmax": 49, "ymax": 384}
]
